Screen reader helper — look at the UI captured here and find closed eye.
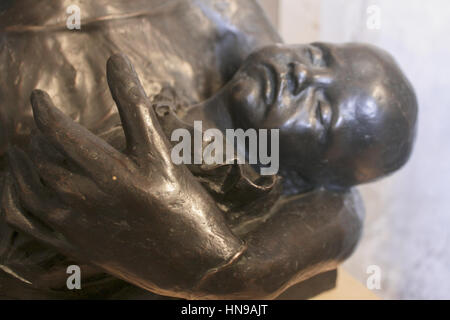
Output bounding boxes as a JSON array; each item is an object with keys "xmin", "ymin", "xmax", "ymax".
[
  {"xmin": 311, "ymin": 43, "xmax": 331, "ymax": 67},
  {"xmin": 287, "ymin": 62, "xmax": 300, "ymax": 95},
  {"xmin": 309, "ymin": 45, "xmax": 326, "ymax": 67},
  {"xmin": 315, "ymin": 94, "xmax": 333, "ymax": 129},
  {"xmin": 306, "ymin": 47, "xmax": 314, "ymax": 64}
]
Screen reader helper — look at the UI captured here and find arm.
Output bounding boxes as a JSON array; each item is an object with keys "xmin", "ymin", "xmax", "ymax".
[
  {"xmin": 2, "ymin": 54, "xmax": 363, "ymax": 300},
  {"xmin": 1, "ymin": 54, "xmax": 244, "ymax": 299},
  {"xmin": 194, "ymin": 188, "xmax": 364, "ymax": 299}
]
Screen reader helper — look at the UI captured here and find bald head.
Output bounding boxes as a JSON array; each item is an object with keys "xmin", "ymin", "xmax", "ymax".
[{"xmin": 227, "ymin": 42, "xmax": 418, "ymax": 187}]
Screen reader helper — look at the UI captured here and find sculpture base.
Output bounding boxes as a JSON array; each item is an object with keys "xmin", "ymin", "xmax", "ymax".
[
  {"xmin": 0, "ymin": 266, "xmax": 337, "ymax": 300},
  {"xmin": 276, "ymin": 269, "xmax": 338, "ymax": 300}
]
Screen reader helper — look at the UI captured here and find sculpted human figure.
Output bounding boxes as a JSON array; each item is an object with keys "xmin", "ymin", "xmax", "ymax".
[{"xmin": 0, "ymin": 0, "xmax": 417, "ymax": 299}]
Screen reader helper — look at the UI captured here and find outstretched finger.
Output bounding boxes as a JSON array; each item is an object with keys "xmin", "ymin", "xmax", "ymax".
[
  {"xmin": 107, "ymin": 54, "xmax": 172, "ymax": 162},
  {"xmin": 30, "ymin": 90, "xmax": 132, "ymax": 186}
]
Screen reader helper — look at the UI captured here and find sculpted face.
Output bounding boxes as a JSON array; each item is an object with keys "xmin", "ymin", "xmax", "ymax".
[{"xmin": 227, "ymin": 43, "xmax": 418, "ymax": 187}]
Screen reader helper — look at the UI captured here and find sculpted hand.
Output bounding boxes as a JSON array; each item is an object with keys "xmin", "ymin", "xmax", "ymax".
[{"xmin": 1, "ymin": 54, "xmax": 244, "ymax": 298}]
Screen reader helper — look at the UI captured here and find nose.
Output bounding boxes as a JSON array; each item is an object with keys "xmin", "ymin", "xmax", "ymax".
[
  {"xmin": 311, "ymin": 69, "xmax": 334, "ymax": 87},
  {"xmin": 289, "ymin": 62, "xmax": 309, "ymax": 91},
  {"xmin": 290, "ymin": 62, "xmax": 333, "ymax": 90}
]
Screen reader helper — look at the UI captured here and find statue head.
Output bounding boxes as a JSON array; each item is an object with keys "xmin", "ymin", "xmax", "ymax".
[{"xmin": 225, "ymin": 43, "xmax": 418, "ymax": 188}]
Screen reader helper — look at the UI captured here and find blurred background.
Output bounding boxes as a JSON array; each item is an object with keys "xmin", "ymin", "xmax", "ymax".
[{"xmin": 259, "ymin": 0, "xmax": 450, "ymax": 299}]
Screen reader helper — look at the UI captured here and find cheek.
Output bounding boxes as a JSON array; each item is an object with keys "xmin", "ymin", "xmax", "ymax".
[
  {"xmin": 325, "ymin": 130, "xmax": 353, "ymax": 162},
  {"xmin": 270, "ymin": 87, "xmax": 317, "ymax": 128},
  {"xmin": 278, "ymin": 129, "xmax": 325, "ymax": 167}
]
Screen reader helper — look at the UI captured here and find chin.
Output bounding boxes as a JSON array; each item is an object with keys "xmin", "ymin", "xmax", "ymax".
[{"xmin": 230, "ymin": 84, "xmax": 266, "ymax": 128}]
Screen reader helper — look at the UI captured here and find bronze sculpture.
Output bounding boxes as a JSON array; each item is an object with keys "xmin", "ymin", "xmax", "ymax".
[{"xmin": 0, "ymin": 0, "xmax": 417, "ymax": 299}]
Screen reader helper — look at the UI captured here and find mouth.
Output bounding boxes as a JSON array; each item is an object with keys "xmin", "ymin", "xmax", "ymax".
[{"xmin": 256, "ymin": 63, "xmax": 278, "ymax": 107}]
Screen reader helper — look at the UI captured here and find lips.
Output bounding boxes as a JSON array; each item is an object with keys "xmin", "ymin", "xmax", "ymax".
[
  {"xmin": 257, "ymin": 63, "xmax": 277, "ymax": 107},
  {"xmin": 256, "ymin": 61, "xmax": 310, "ymax": 108}
]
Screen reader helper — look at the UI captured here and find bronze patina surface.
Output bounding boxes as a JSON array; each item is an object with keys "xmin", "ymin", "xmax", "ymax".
[{"xmin": 0, "ymin": 0, "xmax": 417, "ymax": 299}]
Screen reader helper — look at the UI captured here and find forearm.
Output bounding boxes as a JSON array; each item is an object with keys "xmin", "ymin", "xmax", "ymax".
[{"xmin": 192, "ymin": 189, "xmax": 364, "ymax": 299}]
